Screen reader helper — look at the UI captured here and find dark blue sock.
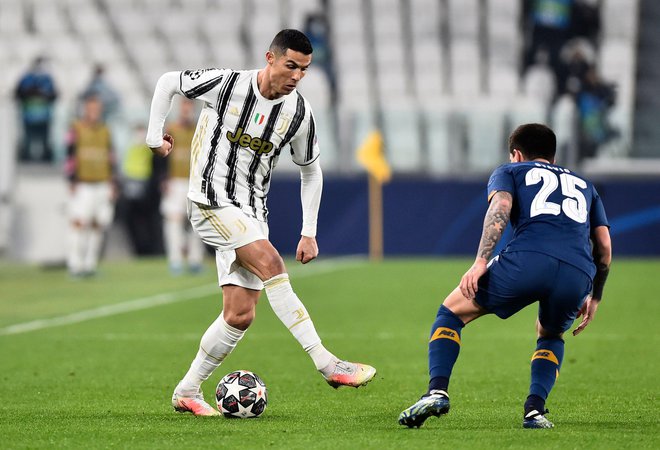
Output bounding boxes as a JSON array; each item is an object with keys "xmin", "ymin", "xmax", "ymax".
[
  {"xmin": 428, "ymin": 305, "xmax": 464, "ymax": 392},
  {"xmin": 528, "ymin": 337, "xmax": 564, "ymax": 404}
]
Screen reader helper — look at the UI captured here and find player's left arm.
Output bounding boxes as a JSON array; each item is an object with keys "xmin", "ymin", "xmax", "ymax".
[
  {"xmin": 296, "ymin": 158, "xmax": 322, "ymax": 264},
  {"xmin": 460, "ymin": 190, "xmax": 513, "ymax": 299},
  {"xmin": 290, "ymin": 105, "xmax": 321, "ymax": 264},
  {"xmin": 573, "ymin": 225, "xmax": 612, "ymax": 336}
]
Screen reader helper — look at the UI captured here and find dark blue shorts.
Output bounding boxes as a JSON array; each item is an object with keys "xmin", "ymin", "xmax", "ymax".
[{"xmin": 474, "ymin": 251, "xmax": 592, "ymax": 334}]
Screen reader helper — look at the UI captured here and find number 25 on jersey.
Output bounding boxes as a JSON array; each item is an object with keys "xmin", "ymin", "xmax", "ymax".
[{"xmin": 525, "ymin": 168, "xmax": 588, "ymax": 223}]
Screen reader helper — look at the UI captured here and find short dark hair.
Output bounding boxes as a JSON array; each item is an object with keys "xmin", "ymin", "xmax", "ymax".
[
  {"xmin": 508, "ymin": 123, "xmax": 556, "ymax": 161},
  {"xmin": 269, "ymin": 29, "xmax": 313, "ymax": 55}
]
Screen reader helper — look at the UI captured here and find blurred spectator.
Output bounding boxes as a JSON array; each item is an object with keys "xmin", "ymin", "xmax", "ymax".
[
  {"xmin": 14, "ymin": 56, "xmax": 58, "ymax": 163},
  {"xmin": 304, "ymin": 11, "xmax": 337, "ymax": 103},
  {"xmin": 573, "ymin": 67, "xmax": 617, "ymax": 160},
  {"xmin": 522, "ymin": 0, "xmax": 575, "ymax": 78},
  {"xmin": 159, "ymin": 98, "xmax": 205, "ymax": 275},
  {"xmin": 79, "ymin": 64, "xmax": 121, "ymax": 122},
  {"xmin": 65, "ymin": 95, "xmax": 117, "ymax": 277},
  {"xmin": 558, "ymin": 38, "xmax": 596, "ymax": 97},
  {"xmin": 120, "ymin": 123, "xmax": 162, "ymax": 256},
  {"xmin": 570, "ymin": 0, "xmax": 601, "ymax": 47}
]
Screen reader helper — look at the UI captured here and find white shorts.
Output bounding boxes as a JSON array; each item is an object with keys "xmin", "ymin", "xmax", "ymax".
[
  {"xmin": 160, "ymin": 178, "xmax": 188, "ymax": 217},
  {"xmin": 187, "ymin": 200, "xmax": 268, "ymax": 290},
  {"xmin": 69, "ymin": 182, "xmax": 114, "ymax": 226}
]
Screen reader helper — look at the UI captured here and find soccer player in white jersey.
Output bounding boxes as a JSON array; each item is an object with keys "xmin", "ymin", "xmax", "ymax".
[{"xmin": 146, "ymin": 29, "xmax": 376, "ymax": 416}]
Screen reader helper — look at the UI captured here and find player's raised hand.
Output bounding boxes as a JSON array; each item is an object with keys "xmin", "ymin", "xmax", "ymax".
[
  {"xmin": 460, "ymin": 258, "xmax": 488, "ymax": 299},
  {"xmin": 572, "ymin": 296, "xmax": 600, "ymax": 336},
  {"xmin": 150, "ymin": 133, "xmax": 174, "ymax": 157},
  {"xmin": 296, "ymin": 236, "xmax": 318, "ymax": 264}
]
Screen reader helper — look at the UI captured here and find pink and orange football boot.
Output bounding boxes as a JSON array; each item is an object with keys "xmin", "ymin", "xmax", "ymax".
[
  {"xmin": 323, "ymin": 360, "xmax": 377, "ymax": 388},
  {"xmin": 172, "ymin": 390, "xmax": 220, "ymax": 416}
]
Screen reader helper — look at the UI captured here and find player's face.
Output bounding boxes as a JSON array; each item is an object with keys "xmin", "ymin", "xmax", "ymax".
[{"xmin": 267, "ymin": 49, "xmax": 311, "ymax": 96}]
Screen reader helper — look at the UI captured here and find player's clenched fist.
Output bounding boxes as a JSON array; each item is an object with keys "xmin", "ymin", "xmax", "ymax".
[
  {"xmin": 150, "ymin": 133, "xmax": 174, "ymax": 157},
  {"xmin": 296, "ymin": 236, "xmax": 318, "ymax": 264}
]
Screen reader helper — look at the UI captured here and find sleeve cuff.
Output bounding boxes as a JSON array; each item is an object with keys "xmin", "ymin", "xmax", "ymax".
[
  {"xmin": 301, "ymin": 224, "xmax": 317, "ymax": 237},
  {"xmin": 146, "ymin": 136, "xmax": 163, "ymax": 148}
]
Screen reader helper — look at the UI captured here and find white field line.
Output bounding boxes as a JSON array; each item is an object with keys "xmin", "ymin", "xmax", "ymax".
[{"xmin": 0, "ymin": 258, "xmax": 365, "ymax": 337}]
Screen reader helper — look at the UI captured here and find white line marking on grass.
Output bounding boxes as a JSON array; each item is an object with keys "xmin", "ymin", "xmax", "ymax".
[{"xmin": 0, "ymin": 258, "xmax": 365, "ymax": 337}]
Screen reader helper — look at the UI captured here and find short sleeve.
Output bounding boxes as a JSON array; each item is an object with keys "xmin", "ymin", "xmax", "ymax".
[
  {"xmin": 290, "ymin": 108, "xmax": 320, "ymax": 166},
  {"xmin": 179, "ymin": 68, "xmax": 229, "ymax": 105},
  {"xmin": 486, "ymin": 164, "xmax": 515, "ymax": 202},
  {"xmin": 590, "ymin": 187, "xmax": 609, "ymax": 228}
]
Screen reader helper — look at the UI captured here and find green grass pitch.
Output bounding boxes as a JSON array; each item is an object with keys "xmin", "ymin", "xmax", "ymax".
[{"xmin": 0, "ymin": 257, "xmax": 658, "ymax": 449}]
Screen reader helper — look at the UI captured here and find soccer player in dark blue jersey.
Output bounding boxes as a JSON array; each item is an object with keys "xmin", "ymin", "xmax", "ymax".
[{"xmin": 398, "ymin": 123, "xmax": 612, "ymax": 429}]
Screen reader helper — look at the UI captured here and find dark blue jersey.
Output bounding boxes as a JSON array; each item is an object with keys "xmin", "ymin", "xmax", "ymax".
[{"xmin": 487, "ymin": 161, "xmax": 609, "ymax": 279}]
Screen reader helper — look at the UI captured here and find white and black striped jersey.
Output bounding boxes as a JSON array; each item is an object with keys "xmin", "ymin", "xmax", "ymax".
[{"xmin": 179, "ymin": 68, "xmax": 319, "ymax": 222}]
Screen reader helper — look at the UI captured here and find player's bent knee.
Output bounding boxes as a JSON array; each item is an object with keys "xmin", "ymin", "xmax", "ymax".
[
  {"xmin": 263, "ymin": 252, "xmax": 286, "ymax": 278},
  {"xmin": 443, "ymin": 288, "xmax": 485, "ymax": 325},
  {"xmin": 224, "ymin": 309, "xmax": 255, "ymax": 331},
  {"xmin": 536, "ymin": 320, "xmax": 563, "ymax": 339},
  {"xmin": 251, "ymin": 248, "xmax": 285, "ymax": 280},
  {"xmin": 236, "ymin": 241, "xmax": 286, "ymax": 280}
]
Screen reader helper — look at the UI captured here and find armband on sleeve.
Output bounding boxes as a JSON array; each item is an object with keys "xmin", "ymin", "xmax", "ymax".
[{"xmin": 591, "ymin": 264, "xmax": 609, "ymax": 301}]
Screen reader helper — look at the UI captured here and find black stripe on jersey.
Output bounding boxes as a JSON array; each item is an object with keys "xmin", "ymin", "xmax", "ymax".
[
  {"xmin": 275, "ymin": 92, "xmax": 306, "ymax": 157},
  {"xmin": 201, "ymin": 71, "xmax": 239, "ymax": 205},
  {"xmin": 225, "ymin": 82, "xmax": 258, "ymax": 206},
  {"xmin": 215, "ymin": 71, "xmax": 240, "ymax": 117},
  {"xmin": 263, "ymin": 93, "xmax": 306, "ymax": 193},
  {"xmin": 247, "ymin": 102, "xmax": 284, "ymax": 216},
  {"xmin": 182, "ymin": 74, "xmax": 224, "ymax": 99},
  {"xmin": 305, "ymin": 113, "xmax": 316, "ymax": 162}
]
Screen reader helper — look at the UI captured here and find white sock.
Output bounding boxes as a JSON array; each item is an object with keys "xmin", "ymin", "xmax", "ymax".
[
  {"xmin": 263, "ymin": 273, "xmax": 336, "ymax": 371},
  {"xmin": 83, "ymin": 228, "xmax": 103, "ymax": 272},
  {"xmin": 164, "ymin": 218, "xmax": 184, "ymax": 268},
  {"xmin": 177, "ymin": 313, "xmax": 245, "ymax": 396},
  {"xmin": 68, "ymin": 226, "xmax": 85, "ymax": 274}
]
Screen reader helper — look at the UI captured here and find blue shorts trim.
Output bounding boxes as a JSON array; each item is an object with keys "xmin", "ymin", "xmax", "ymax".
[{"xmin": 474, "ymin": 251, "xmax": 592, "ymax": 334}]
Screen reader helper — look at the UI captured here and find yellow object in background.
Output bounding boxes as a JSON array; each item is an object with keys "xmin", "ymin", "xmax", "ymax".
[
  {"xmin": 356, "ymin": 130, "xmax": 391, "ymax": 184},
  {"xmin": 123, "ymin": 143, "xmax": 153, "ymax": 181}
]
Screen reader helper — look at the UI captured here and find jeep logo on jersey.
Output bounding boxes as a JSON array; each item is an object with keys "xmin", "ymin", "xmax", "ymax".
[{"xmin": 226, "ymin": 127, "xmax": 274, "ymax": 155}]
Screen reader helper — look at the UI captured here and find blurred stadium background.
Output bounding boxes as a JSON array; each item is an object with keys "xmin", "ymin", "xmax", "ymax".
[{"xmin": 1, "ymin": 0, "xmax": 659, "ymax": 263}]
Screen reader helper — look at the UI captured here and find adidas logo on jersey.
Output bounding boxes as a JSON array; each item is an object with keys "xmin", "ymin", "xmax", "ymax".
[{"xmin": 226, "ymin": 127, "xmax": 274, "ymax": 155}]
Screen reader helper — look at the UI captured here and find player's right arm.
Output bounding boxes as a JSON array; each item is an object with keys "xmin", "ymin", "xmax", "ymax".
[
  {"xmin": 146, "ymin": 68, "xmax": 226, "ymax": 157},
  {"xmin": 146, "ymin": 72, "xmax": 180, "ymax": 157},
  {"xmin": 147, "ymin": 69, "xmax": 226, "ymax": 157}
]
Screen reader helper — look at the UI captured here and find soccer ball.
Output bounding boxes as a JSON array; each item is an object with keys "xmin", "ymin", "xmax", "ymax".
[{"xmin": 216, "ymin": 370, "xmax": 267, "ymax": 418}]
